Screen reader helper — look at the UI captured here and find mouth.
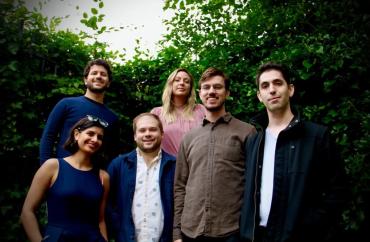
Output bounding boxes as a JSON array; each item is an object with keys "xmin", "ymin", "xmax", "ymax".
[
  {"xmin": 268, "ymin": 97, "xmax": 280, "ymax": 102},
  {"xmin": 207, "ymin": 96, "xmax": 218, "ymax": 101},
  {"xmin": 87, "ymin": 143, "xmax": 99, "ymax": 150}
]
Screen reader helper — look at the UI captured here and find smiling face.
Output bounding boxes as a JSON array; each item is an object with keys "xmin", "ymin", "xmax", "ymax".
[
  {"xmin": 74, "ymin": 126, "xmax": 104, "ymax": 155},
  {"xmin": 199, "ymin": 75, "xmax": 230, "ymax": 112},
  {"xmin": 134, "ymin": 115, "xmax": 163, "ymax": 154},
  {"xmin": 257, "ymin": 69, "xmax": 294, "ymax": 114},
  {"xmin": 84, "ymin": 65, "xmax": 111, "ymax": 93},
  {"xmin": 171, "ymin": 71, "xmax": 192, "ymax": 98}
]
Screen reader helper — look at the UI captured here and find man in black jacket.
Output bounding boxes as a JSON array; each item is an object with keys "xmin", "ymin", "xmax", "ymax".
[{"xmin": 240, "ymin": 62, "xmax": 347, "ymax": 242}]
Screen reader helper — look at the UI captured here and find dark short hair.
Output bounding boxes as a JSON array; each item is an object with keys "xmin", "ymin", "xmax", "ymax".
[
  {"xmin": 199, "ymin": 67, "xmax": 230, "ymax": 91},
  {"xmin": 83, "ymin": 59, "xmax": 112, "ymax": 82},
  {"xmin": 255, "ymin": 62, "xmax": 290, "ymax": 87},
  {"xmin": 132, "ymin": 113, "xmax": 163, "ymax": 134},
  {"xmin": 63, "ymin": 116, "xmax": 106, "ymax": 154}
]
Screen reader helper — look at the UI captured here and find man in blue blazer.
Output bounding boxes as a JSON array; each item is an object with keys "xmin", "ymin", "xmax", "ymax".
[{"xmin": 107, "ymin": 112, "xmax": 176, "ymax": 242}]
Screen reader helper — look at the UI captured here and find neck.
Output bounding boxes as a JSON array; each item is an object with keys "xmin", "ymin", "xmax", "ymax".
[
  {"xmin": 205, "ymin": 106, "xmax": 227, "ymax": 123},
  {"xmin": 266, "ymin": 106, "xmax": 294, "ymax": 136},
  {"xmin": 65, "ymin": 151, "xmax": 92, "ymax": 170},
  {"xmin": 172, "ymin": 96, "xmax": 187, "ymax": 108},
  {"xmin": 138, "ymin": 148, "xmax": 160, "ymax": 166},
  {"xmin": 85, "ymin": 90, "xmax": 104, "ymax": 104}
]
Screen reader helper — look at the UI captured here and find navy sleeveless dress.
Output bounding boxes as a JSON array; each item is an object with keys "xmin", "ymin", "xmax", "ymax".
[{"xmin": 43, "ymin": 158, "xmax": 106, "ymax": 242}]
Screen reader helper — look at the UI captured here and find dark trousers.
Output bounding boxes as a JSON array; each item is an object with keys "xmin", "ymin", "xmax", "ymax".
[{"xmin": 182, "ymin": 232, "xmax": 241, "ymax": 242}]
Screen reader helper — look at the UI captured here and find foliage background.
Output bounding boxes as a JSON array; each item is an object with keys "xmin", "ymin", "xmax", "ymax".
[{"xmin": 0, "ymin": 0, "xmax": 369, "ymax": 241}]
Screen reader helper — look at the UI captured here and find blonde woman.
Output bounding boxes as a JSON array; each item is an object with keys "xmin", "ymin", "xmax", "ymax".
[{"xmin": 151, "ymin": 68, "xmax": 205, "ymax": 156}]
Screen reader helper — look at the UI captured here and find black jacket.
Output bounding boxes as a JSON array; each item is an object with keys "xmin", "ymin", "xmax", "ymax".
[{"xmin": 240, "ymin": 110, "xmax": 347, "ymax": 242}]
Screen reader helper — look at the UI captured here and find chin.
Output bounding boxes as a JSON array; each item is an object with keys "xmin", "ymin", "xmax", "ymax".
[{"xmin": 206, "ymin": 105, "xmax": 223, "ymax": 112}]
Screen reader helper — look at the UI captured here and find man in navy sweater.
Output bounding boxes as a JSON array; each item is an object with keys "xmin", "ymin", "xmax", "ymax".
[{"xmin": 39, "ymin": 59, "xmax": 120, "ymax": 168}]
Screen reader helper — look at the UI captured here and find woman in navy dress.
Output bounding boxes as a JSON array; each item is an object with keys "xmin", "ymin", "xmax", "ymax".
[{"xmin": 21, "ymin": 115, "xmax": 110, "ymax": 242}]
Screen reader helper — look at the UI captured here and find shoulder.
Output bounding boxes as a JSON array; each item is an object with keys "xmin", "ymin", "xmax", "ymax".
[
  {"xmin": 99, "ymin": 169, "xmax": 110, "ymax": 182},
  {"xmin": 37, "ymin": 158, "xmax": 59, "ymax": 179},
  {"xmin": 162, "ymin": 150, "xmax": 176, "ymax": 162},
  {"xmin": 109, "ymin": 150, "xmax": 136, "ymax": 167},
  {"xmin": 60, "ymin": 96, "xmax": 82, "ymax": 103},
  {"xmin": 301, "ymin": 120, "xmax": 328, "ymax": 137},
  {"xmin": 194, "ymin": 104, "xmax": 206, "ymax": 112},
  {"xmin": 194, "ymin": 104, "xmax": 206, "ymax": 116},
  {"xmin": 54, "ymin": 96, "xmax": 83, "ymax": 108},
  {"xmin": 161, "ymin": 151, "xmax": 176, "ymax": 171},
  {"xmin": 151, "ymin": 106, "xmax": 162, "ymax": 115},
  {"xmin": 230, "ymin": 116, "xmax": 256, "ymax": 131},
  {"xmin": 42, "ymin": 158, "xmax": 59, "ymax": 171}
]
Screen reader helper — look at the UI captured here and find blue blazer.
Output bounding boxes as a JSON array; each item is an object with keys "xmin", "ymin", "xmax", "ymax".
[{"xmin": 106, "ymin": 149, "xmax": 176, "ymax": 242}]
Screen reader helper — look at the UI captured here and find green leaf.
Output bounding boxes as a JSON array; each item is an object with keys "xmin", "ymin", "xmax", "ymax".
[
  {"xmin": 91, "ymin": 8, "xmax": 98, "ymax": 15},
  {"xmin": 316, "ymin": 45, "xmax": 324, "ymax": 54},
  {"xmin": 302, "ymin": 59, "xmax": 312, "ymax": 70},
  {"xmin": 8, "ymin": 61, "xmax": 17, "ymax": 71},
  {"xmin": 8, "ymin": 43, "xmax": 19, "ymax": 55},
  {"xmin": 83, "ymin": 12, "xmax": 88, "ymax": 18},
  {"xmin": 99, "ymin": 2, "xmax": 104, "ymax": 8}
]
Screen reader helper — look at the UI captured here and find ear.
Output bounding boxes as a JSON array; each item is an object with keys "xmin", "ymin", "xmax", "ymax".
[
  {"xmin": 84, "ymin": 77, "xmax": 87, "ymax": 86},
  {"xmin": 288, "ymin": 84, "xmax": 295, "ymax": 98},
  {"xmin": 73, "ymin": 129, "xmax": 80, "ymax": 141},
  {"xmin": 225, "ymin": 90, "xmax": 230, "ymax": 98}
]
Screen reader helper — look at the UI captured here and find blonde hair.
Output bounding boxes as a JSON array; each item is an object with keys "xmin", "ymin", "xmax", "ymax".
[{"xmin": 161, "ymin": 68, "xmax": 197, "ymax": 123}]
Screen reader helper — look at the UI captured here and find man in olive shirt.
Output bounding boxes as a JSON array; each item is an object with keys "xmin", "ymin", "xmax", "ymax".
[{"xmin": 173, "ymin": 67, "xmax": 255, "ymax": 242}]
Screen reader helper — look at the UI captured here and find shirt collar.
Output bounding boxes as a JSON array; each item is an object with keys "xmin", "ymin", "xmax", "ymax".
[
  {"xmin": 136, "ymin": 148, "xmax": 162, "ymax": 167},
  {"xmin": 202, "ymin": 112, "xmax": 232, "ymax": 126}
]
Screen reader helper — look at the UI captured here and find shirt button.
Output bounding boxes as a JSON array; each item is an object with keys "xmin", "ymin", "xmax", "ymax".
[{"xmin": 258, "ymin": 165, "xmax": 262, "ymax": 169}]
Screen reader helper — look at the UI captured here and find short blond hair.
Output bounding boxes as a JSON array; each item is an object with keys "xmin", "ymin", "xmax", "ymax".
[{"xmin": 133, "ymin": 113, "xmax": 163, "ymax": 134}]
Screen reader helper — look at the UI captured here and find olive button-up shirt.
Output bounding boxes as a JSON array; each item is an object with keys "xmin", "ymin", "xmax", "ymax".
[{"xmin": 173, "ymin": 113, "xmax": 256, "ymax": 240}]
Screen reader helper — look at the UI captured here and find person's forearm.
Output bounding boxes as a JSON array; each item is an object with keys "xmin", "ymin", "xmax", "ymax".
[
  {"xmin": 20, "ymin": 211, "xmax": 42, "ymax": 242},
  {"xmin": 99, "ymin": 220, "xmax": 108, "ymax": 241}
]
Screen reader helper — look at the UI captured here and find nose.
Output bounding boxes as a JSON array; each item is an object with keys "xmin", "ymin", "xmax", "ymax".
[
  {"xmin": 208, "ymin": 85, "xmax": 217, "ymax": 93},
  {"xmin": 269, "ymin": 85, "xmax": 276, "ymax": 93},
  {"xmin": 91, "ymin": 135, "xmax": 98, "ymax": 142},
  {"xmin": 96, "ymin": 72, "xmax": 103, "ymax": 79},
  {"xmin": 144, "ymin": 130, "xmax": 152, "ymax": 136}
]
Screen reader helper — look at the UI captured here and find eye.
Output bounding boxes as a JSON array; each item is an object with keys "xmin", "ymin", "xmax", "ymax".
[
  {"xmin": 201, "ymin": 85, "xmax": 210, "ymax": 90},
  {"xmin": 214, "ymin": 84, "xmax": 224, "ymax": 90},
  {"xmin": 138, "ymin": 128, "xmax": 145, "ymax": 133},
  {"xmin": 260, "ymin": 83, "xmax": 268, "ymax": 89}
]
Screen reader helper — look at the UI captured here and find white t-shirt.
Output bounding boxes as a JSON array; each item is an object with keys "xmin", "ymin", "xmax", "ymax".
[{"xmin": 259, "ymin": 128, "xmax": 277, "ymax": 226}]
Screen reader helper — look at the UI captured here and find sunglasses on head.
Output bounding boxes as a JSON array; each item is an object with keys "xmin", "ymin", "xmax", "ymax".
[{"xmin": 86, "ymin": 115, "xmax": 109, "ymax": 128}]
